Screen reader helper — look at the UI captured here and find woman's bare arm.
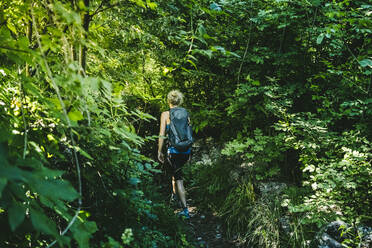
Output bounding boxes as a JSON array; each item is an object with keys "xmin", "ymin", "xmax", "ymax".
[{"xmin": 158, "ymin": 112, "xmax": 168, "ymax": 162}]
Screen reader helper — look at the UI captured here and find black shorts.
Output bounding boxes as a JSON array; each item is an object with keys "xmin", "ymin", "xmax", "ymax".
[{"xmin": 167, "ymin": 153, "xmax": 190, "ymax": 180}]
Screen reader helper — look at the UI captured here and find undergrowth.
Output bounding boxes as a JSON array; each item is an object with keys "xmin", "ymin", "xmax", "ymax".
[{"xmin": 185, "ymin": 152, "xmax": 285, "ymax": 248}]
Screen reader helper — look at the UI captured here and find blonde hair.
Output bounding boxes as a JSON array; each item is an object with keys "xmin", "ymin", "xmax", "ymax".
[{"xmin": 167, "ymin": 90, "xmax": 184, "ymax": 106}]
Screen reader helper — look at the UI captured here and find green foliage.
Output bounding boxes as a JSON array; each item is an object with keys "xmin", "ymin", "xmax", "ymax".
[
  {"xmin": 0, "ymin": 0, "xmax": 190, "ymax": 247},
  {"xmin": 222, "ymin": 128, "xmax": 285, "ymax": 181},
  {"xmin": 245, "ymin": 200, "xmax": 281, "ymax": 248},
  {"xmin": 179, "ymin": 0, "xmax": 371, "ymax": 246},
  {"xmin": 219, "ymin": 179, "xmax": 256, "ymax": 237},
  {"xmin": 1, "ymin": 0, "xmax": 371, "ymax": 246},
  {"xmin": 295, "ymin": 139, "xmax": 370, "ymax": 226},
  {"xmin": 186, "ymin": 155, "xmax": 233, "ymax": 211}
]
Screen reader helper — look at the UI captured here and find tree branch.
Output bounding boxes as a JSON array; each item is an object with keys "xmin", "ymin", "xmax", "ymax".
[
  {"xmin": 18, "ymin": 70, "xmax": 28, "ymax": 159},
  {"xmin": 237, "ymin": 0, "xmax": 254, "ymax": 83}
]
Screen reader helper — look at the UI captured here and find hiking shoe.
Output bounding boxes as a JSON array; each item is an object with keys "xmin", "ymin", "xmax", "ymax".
[{"xmin": 177, "ymin": 207, "xmax": 190, "ymax": 219}]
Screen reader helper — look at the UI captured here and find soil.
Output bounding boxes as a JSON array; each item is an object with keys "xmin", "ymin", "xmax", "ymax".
[{"xmin": 174, "ymin": 198, "xmax": 239, "ymax": 248}]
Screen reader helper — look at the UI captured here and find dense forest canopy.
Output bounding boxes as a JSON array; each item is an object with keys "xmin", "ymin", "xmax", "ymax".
[{"xmin": 0, "ymin": 0, "xmax": 371, "ymax": 247}]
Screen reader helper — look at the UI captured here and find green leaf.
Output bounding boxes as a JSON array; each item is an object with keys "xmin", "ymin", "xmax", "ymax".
[
  {"xmin": 8, "ymin": 201, "xmax": 26, "ymax": 231},
  {"xmin": 129, "ymin": 177, "xmax": 141, "ymax": 185},
  {"xmin": 131, "ymin": 109, "xmax": 156, "ymax": 121},
  {"xmin": 192, "ymin": 49, "xmax": 213, "ymax": 59},
  {"xmin": 316, "ymin": 34, "xmax": 324, "ymax": 44},
  {"xmin": 226, "ymin": 51, "xmax": 241, "ymax": 58},
  {"xmin": 68, "ymin": 109, "xmax": 84, "ymax": 121},
  {"xmin": 30, "ymin": 208, "xmax": 58, "ymax": 236},
  {"xmin": 39, "ymin": 167, "xmax": 65, "ymax": 178},
  {"xmin": 251, "ymin": 80, "xmax": 260, "ymax": 86},
  {"xmin": 197, "ymin": 24, "xmax": 206, "ymax": 36},
  {"xmin": 16, "ymin": 157, "xmax": 43, "ymax": 169},
  {"xmin": 359, "ymin": 59, "xmax": 372, "ymax": 68},
  {"xmin": 71, "ymin": 146, "xmax": 93, "ymax": 160},
  {"xmin": 187, "ymin": 59, "xmax": 197, "ymax": 70},
  {"xmin": 32, "ymin": 179, "xmax": 79, "ymax": 201},
  {"xmin": 311, "ymin": 0, "xmax": 321, "ymax": 7},
  {"xmin": 130, "ymin": 0, "xmax": 146, "ymax": 8},
  {"xmin": 112, "ymin": 126, "xmax": 144, "ymax": 146},
  {"xmin": 0, "ymin": 166, "xmax": 29, "ymax": 182},
  {"xmin": 146, "ymin": 0, "xmax": 157, "ymax": 9},
  {"xmin": 211, "ymin": 46, "xmax": 226, "ymax": 54},
  {"xmin": 6, "ymin": 22, "xmax": 17, "ymax": 35},
  {"xmin": 40, "ymin": 196, "xmax": 71, "ymax": 221},
  {"xmin": 18, "ymin": 36, "xmax": 30, "ymax": 50},
  {"xmin": 78, "ymin": 0, "xmax": 86, "ymax": 10},
  {"xmin": 0, "ymin": 178, "xmax": 7, "ymax": 197},
  {"xmin": 47, "ymin": 97, "xmax": 63, "ymax": 110},
  {"xmin": 78, "ymin": 148, "xmax": 93, "ymax": 160},
  {"xmin": 210, "ymin": 2, "xmax": 222, "ymax": 11},
  {"xmin": 71, "ymin": 220, "xmax": 97, "ymax": 248}
]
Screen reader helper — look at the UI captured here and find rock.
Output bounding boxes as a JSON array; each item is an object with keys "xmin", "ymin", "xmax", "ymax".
[
  {"xmin": 359, "ymin": 226, "xmax": 372, "ymax": 248},
  {"xmin": 279, "ymin": 215, "xmax": 291, "ymax": 235},
  {"xmin": 191, "ymin": 138, "xmax": 222, "ymax": 167},
  {"xmin": 316, "ymin": 221, "xmax": 348, "ymax": 248},
  {"xmin": 316, "ymin": 221, "xmax": 372, "ymax": 248},
  {"xmin": 324, "ymin": 221, "xmax": 348, "ymax": 241},
  {"xmin": 318, "ymin": 233, "xmax": 343, "ymax": 248},
  {"xmin": 258, "ymin": 181, "xmax": 287, "ymax": 198}
]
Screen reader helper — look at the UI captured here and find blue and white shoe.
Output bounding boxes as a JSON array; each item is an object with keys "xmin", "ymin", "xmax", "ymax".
[{"xmin": 177, "ymin": 207, "xmax": 190, "ymax": 219}]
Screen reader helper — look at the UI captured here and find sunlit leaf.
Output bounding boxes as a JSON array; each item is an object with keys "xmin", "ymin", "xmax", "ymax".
[
  {"xmin": 210, "ymin": 2, "xmax": 222, "ymax": 11},
  {"xmin": 146, "ymin": 0, "xmax": 157, "ymax": 9},
  {"xmin": 129, "ymin": 177, "xmax": 141, "ymax": 185},
  {"xmin": 68, "ymin": 109, "xmax": 84, "ymax": 121},
  {"xmin": 359, "ymin": 58, "xmax": 372, "ymax": 68},
  {"xmin": 187, "ymin": 59, "xmax": 197, "ymax": 70},
  {"xmin": 316, "ymin": 33, "xmax": 324, "ymax": 44},
  {"xmin": 71, "ymin": 146, "xmax": 93, "ymax": 160}
]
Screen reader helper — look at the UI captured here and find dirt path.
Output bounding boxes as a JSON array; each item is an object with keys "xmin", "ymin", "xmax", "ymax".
[{"xmin": 174, "ymin": 198, "xmax": 238, "ymax": 248}]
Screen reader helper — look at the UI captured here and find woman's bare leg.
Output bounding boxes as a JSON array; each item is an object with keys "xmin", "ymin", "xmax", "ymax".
[
  {"xmin": 176, "ymin": 180, "xmax": 187, "ymax": 208},
  {"xmin": 172, "ymin": 176, "xmax": 176, "ymax": 194}
]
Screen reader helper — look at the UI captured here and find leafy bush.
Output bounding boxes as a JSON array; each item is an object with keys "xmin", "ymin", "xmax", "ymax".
[{"xmin": 222, "ymin": 128, "xmax": 285, "ymax": 181}]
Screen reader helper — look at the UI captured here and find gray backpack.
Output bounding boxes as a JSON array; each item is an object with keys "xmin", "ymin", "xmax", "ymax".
[{"xmin": 168, "ymin": 107, "xmax": 193, "ymax": 152}]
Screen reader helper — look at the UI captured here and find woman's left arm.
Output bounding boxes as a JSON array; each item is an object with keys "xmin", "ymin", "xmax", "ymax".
[{"xmin": 158, "ymin": 112, "xmax": 167, "ymax": 163}]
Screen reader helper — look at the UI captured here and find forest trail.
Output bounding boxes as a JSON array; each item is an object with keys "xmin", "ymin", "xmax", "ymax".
[{"xmin": 173, "ymin": 197, "xmax": 238, "ymax": 247}]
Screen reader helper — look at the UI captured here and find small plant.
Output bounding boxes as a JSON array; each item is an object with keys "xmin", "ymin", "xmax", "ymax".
[
  {"xmin": 219, "ymin": 179, "xmax": 256, "ymax": 238},
  {"xmin": 121, "ymin": 228, "xmax": 134, "ymax": 245},
  {"xmin": 244, "ymin": 199, "xmax": 281, "ymax": 248}
]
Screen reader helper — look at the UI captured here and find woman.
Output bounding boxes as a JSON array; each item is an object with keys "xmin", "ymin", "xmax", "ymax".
[{"xmin": 158, "ymin": 90, "xmax": 191, "ymax": 219}]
